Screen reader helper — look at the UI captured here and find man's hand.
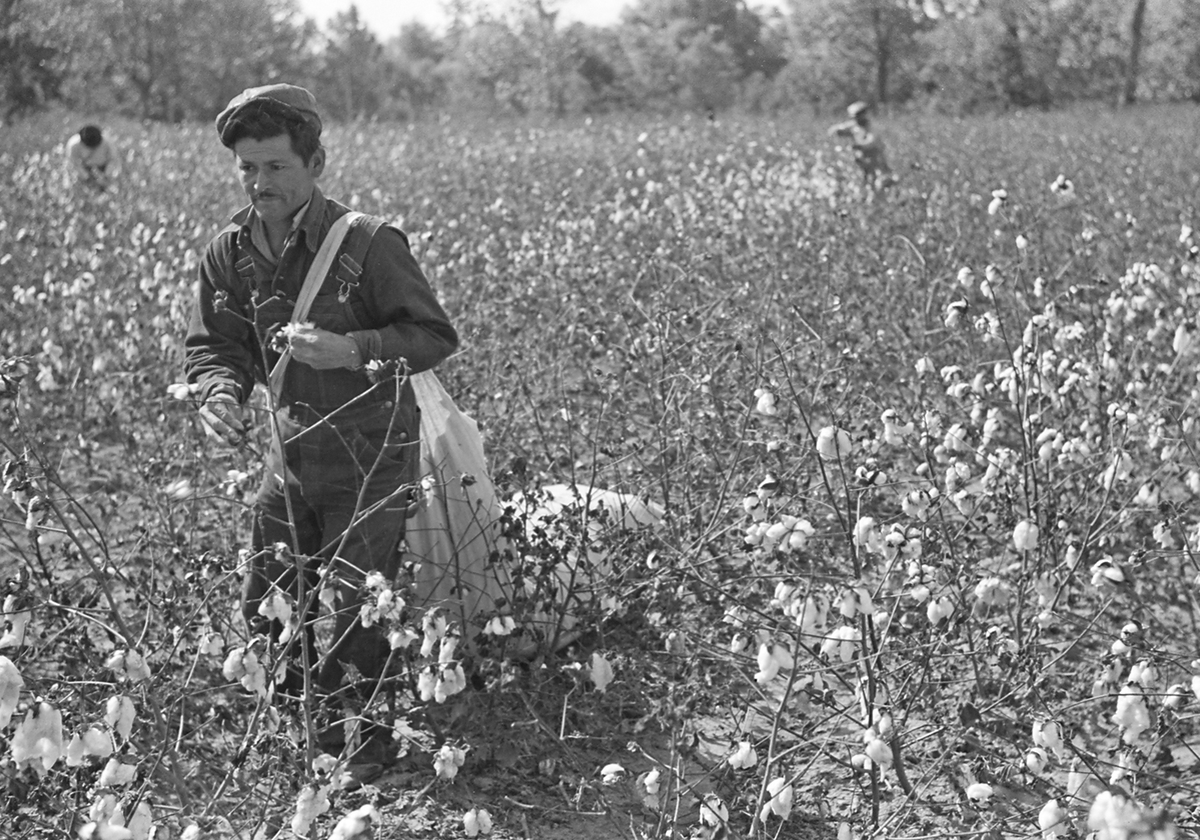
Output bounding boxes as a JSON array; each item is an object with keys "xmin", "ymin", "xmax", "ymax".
[
  {"xmin": 286, "ymin": 324, "xmax": 362, "ymax": 370},
  {"xmin": 199, "ymin": 390, "xmax": 245, "ymax": 446}
]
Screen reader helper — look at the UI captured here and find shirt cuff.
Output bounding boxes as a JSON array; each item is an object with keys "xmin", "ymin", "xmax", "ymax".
[
  {"xmin": 199, "ymin": 379, "xmax": 242, "ymax": 404},
  {"xmin": 348, "ymin": 329, "xmax": 382, "ymax": 364}
]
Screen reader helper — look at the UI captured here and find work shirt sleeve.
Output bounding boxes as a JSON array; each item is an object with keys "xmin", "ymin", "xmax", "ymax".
[
  {"xmin": 184, "ymin": 237, "xmax": 259, "ymax": 403},
  {"xmin": 66, "ymin": 139, "xmax": 88, "ymax": 176},
  {"xmin": 350, "ymin": 226, "xmax": 458, "ymax": 373}
]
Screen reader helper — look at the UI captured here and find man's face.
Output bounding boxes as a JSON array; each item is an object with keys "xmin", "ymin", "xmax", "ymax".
[{"xmin": 233, "ymin": 134, "xmax": 323, "ymax": 227}]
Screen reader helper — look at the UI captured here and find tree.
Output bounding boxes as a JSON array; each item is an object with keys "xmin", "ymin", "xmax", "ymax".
[
  {"xmin": 442, "ymin": 18, "xmax": 531, "ymax": 113},
  {"xmin": 566, "ymin": 23, "xmax": 640, "ymax": 111},
  {"xmin": 678, "ymin": 26, "xmax": 740, "ymax": 109},
  {"xmin": 318, "ymin": 6, "xmax": 392, "ymax": 120},
  {"xmin": 184, "ymin": 0, "xmax": 314, "ymax": 120},
  {"xmin": 50, "ymin": 0, "xmax": 311, "ymax": 122},
  {"xmin": 88, "ymin": 0, "xmax": 192, "ymax": 120},
  {"xmin": 785, "ymin": 0, "xmax": 925, "ymax": 107},
  {"xmin": 624, "ymin": 0, "xmax": 785, "ymax": 79},
  {"xmin": 1140, "ymin": 0, "xmax": 1200, "ymax": 101},
  {"xmin": 1121, "ymin": 0, "xmax": 1147, "ymax": 104},
  {"xmin": 617, "ymin": 20, "xmax": 686, "ymax": 108},
  {"xmin": 440, "ymin": 0, "xmax": 587, "ymax": 116},
  {"xmin": 0, "ymin": 0, "xmax": 66, "ymax": 121},
  {"xmin": 386, "ymin": 23, "xmax": 448, "ymax": 119}
]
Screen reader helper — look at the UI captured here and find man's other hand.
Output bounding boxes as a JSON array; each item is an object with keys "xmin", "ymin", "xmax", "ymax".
[
  {"xmin": 287, "ymin": 324, "xmax": 362, "ymax": 370},
  {"xmin": 199, "ymin": 391, "xmax": 245, "ymax": 446}
]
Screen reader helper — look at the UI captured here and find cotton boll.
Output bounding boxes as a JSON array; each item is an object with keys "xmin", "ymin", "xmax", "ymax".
[
  {"xmin": 966, "ymin": 782, "xmax": 993, "ymax": 804},
  {"xmin": 1038, "ymin": 799, "xmax": 1069, "ymax": 839},
  {"xmin": 98, "ymin": 758, "xmax": 137, "ymax": 787},
  {"xmin": 329, "ymin": 804, "xmax": 380, "ymax": 840},
  {"xmin": 728, "ymin": 741, "xmax": 757, "ymax": 770},
  {"xmin": 926, "ymin": 596, "xmax": 954, "ymax": 624},
  {"xmin": 599, "ymin": 763, "xmax": 625, "ymax": 784},
  {"xmin": 816, "ymin": 426, "xmax": 852, "ymax": 461},
  {"xmin": 1162, "ymin": 683, "xmax": 1189, "ymax": 711},
  {"xmin": 1112, "ymin": 684, "xmax": 1151, "ymax": 744},
  {"xmin": 759, "ymin": 778, "xmax": 793, "ymax": 821},
  {"xmin": 1025, "ymin": 746, "xmax": 1049, "ymax": 775},
  {"xmin": 1031, "ymin": 719, "xmax": 1063, "ymax": 756},
  {"xmin": 754, "ymin": 388, "xmax": 778, "ymax": 417},
  {"xmin": 864, "ymin": 738, "xmax": 892, "ymax": 768},
  {"xmin": 755, "ymin": 643, "xmax": 780, "ymax": 684},
  {"xmin": 699, "ymin": 794, "xmax": 728, "ymax": 827},
  {"xmin": 462, "ymin": 807, "xmax": 493, "ymax": 837},
  {"xmin": 1013, "ymin": 519, "xmax": 1039, "ymax": 551}
]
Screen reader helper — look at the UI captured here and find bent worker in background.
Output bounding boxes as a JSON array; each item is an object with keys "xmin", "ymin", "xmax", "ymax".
[{"xmin": 66, "ymin": 125, "xmax": 120, "ymax": 192}]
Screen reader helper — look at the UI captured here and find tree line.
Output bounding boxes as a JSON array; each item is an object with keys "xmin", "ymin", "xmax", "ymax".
[{"xmin": 3, "ymin": 0, "xmax": 1199, "ymax": 124}]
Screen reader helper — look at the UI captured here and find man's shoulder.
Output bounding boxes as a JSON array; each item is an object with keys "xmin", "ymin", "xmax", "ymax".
[
  {"xmin": 201, "ymin": 223, "xmax": 242, "ymax": 264},
  {"xmin": 333, "ymin": 208, "xmax": 408, "ymax": 253}
]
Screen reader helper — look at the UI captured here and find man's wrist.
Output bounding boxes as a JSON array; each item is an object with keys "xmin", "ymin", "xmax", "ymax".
[
  {"xmin": 347, "ymin": 330, "xmax": 379, "ymax": 370},
  {"xmin": 208, "ymin": 386, "xmax": 238, "ymax": 403}
]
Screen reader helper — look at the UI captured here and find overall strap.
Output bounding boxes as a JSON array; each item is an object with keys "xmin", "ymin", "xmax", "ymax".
[
  {"xmin": 268, "ymin": 211, "xmax": 364, "ymax": 398},
  {"xmin": 332, "ymin": 213, "xmax": 387, "ymax": 300}
]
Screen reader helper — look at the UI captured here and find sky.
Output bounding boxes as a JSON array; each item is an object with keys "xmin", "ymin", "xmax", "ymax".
[
  {"xmin": 295, "ymin": 0, "xmax": 785, "ymax": 40},
  {"xmin": 295, "ymin": 0, "xmax": 636, "ymax": 38}
]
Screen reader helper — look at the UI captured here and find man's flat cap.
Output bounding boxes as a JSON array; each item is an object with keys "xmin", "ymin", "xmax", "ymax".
[{"xmin": 216, "ymin": 84, "xmax": 322, "ymax": 144}]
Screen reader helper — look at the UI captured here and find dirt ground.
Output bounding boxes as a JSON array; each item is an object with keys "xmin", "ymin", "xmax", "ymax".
[{"xmin": 328, "ymin": 679, "xmax": 834, "ymax": 840}]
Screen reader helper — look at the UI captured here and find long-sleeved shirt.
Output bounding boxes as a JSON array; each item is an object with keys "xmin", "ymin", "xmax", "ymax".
[
  {"xmin": 185, "ymin": 188, "xmax": 458, "ymax": 417},
  {"xmin": 66, "ymin": 135, "xmax": 119, "ymax": 180},
  {"xmin": 829, "ymin": 120, "xmax": 891, "ymax": 177}
]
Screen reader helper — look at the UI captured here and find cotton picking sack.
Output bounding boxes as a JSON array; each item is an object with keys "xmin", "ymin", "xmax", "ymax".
[
  {"xmin": 274, "ymin": 211, "xmax": 504, "ymax": 630},
  {"xmin": 405, "ymin": 369, "xmax": 505, "ymax": 631}
]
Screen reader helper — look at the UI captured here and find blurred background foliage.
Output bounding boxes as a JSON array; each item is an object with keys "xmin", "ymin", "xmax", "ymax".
[{"xmin": 2, "ymin": 0, "xmax": 1199, "ymax": 124}]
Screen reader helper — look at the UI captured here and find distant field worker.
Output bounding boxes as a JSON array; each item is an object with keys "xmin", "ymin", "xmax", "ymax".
[
  {"xmin": 65, "ymin": 125, "xmax": 120, "ymax": 191},
  {"xmin": 828, "ymin": 101, "xmax": 896, "ymax": 194}
]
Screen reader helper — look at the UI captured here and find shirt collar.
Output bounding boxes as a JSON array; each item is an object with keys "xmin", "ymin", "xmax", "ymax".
[{"xmin": 230, "ymin": 186, "xmax": 327, "ymax": 257}]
